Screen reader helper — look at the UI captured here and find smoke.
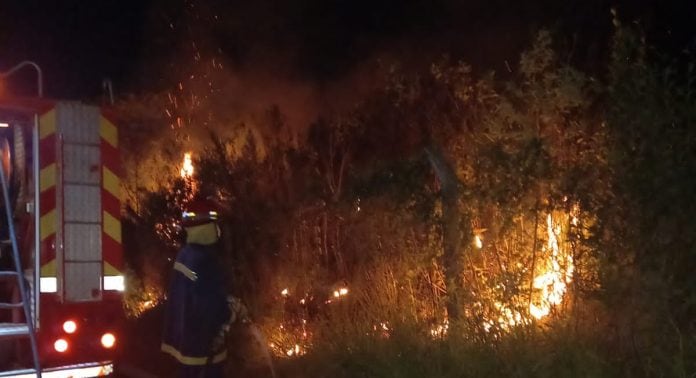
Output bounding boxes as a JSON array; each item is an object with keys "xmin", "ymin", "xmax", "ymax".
[
  {"xmin": 139, "ymin": 0, "xmax": 644, "ymax": 156},
  {"xmin": 139, "ymin": 0, "xmax": 448, "ymax": 145}
]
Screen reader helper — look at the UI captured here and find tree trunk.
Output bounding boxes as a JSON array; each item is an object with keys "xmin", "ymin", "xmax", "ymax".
[{"xmin": 425, "ymin": 144, "xmax": 465, "ymax": 321}]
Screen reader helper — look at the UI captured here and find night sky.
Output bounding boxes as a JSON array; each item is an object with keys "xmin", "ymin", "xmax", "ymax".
[{"xmin": 1, "ymin": 0, "xmax": 695, "ymax": 99}]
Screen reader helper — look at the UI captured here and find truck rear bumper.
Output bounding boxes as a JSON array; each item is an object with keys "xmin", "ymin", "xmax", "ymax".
[{"xmin": 0, "ymin": 360, "xmax": 113, "ymax": 377}]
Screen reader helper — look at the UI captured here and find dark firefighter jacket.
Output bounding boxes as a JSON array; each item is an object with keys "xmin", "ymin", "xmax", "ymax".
[{"xmin": 161, "ymin": 243, "xmax": 231, "ymax": 365}]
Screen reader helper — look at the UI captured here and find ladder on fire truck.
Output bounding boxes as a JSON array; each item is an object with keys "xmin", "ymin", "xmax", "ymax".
[{"xmin": 0, "ymin": 157, "xmax": 41, "ymax": 376}]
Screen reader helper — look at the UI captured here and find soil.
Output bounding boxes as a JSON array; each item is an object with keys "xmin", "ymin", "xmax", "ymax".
[{"xmin": 116, "ymin": 305, "xmax": 277, "ymax": 378}]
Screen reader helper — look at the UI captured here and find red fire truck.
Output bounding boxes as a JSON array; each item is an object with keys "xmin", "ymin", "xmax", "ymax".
[{"xmin": 0, "ymin": 94, "xmax": 124, "ymax": 377}]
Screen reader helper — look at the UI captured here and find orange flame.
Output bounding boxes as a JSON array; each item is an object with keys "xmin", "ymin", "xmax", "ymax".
[
  {"xmin": 180, "ymin": 152, "xmax": 194, "ymax": 178},
  {"xmin": 529, "ymin": 213, "xmax": 575, "ymax": 320}
]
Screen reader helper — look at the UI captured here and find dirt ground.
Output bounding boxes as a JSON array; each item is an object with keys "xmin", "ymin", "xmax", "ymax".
[{"xmin": 116, "ymin": 306, "xmax": 277, "ymax": 378}]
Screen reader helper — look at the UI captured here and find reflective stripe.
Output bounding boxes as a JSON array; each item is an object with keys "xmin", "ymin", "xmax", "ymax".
[
  {"xmin": 39, "ymin": 108, "xmax": 56, "ymax": 139},
  {"xmin": 40, "ymin": 277, "xmax": 58, "ymax": 293},
  {"xmin": 182, "ymin": 210, "xmax": 218, "ymax": 223},
  {"xmin": 161, "ymin": 343, "xmax": 226, "ymax": 366},
  {"xmin": 39, "ymin": 163, "xmax": 56, "ymax": 192},
  {"xmin": 103, "ymin": 275, "xmax": 125, "ymax": 291},
  {"xmin": 173, "ymin": 262, "xmax": 198, "ymax": 281},
  {"xmin": 103, "ymin": 261, "xmax": 122, "ymax": 276},
  {"xmin": 103, "ymin": 211, "xmax": 122, "ymax": 243},
  {"xmin": 40, "ymin": 209, "xmax": 57, "ymax": 241},
  {"xmin": 99, "ymin": 116, "xmax": 118, "ymax": 148},
  {"xmin": 102, "ymin": 166, "xmax": 120, "ymax": 201},
  {"xmin": 3, "ymin": 361, "xmax": 113, "ymax": 377},
  {"xmin": 40, "ymin": 259, "xmax": 57, "ymax": 277}
]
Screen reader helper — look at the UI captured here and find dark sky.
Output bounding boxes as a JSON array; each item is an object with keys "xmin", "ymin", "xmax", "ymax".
[
  {"xmin": 1, "ymin": 0, "xmax": 147, "ymax": 98},
  {"xmin": 1, "ymin": 0, "xmax": 695, "ymax": 99}
]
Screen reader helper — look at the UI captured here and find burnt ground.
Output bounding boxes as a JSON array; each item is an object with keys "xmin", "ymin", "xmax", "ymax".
[{"xmin": 116, "ymin": 305, "xmax": 278, "ymax": 378}]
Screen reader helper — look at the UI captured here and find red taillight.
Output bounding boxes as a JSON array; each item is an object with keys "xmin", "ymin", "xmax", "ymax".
[
  {"xmin": 54, "ymin": 339, "xmax": 69, "ymax": 353},
  {"xmin": 101, "ymin": 333, "xmax": 116, "ymax": 349},
  {"xmin": 62, "ymin": 320, "xmax": 77, "ymax": 334}
]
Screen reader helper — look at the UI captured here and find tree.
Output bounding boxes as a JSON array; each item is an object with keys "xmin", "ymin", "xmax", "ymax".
[{"xmin": 599, "ymin": 14, "xmax": 696, "ymax": 373}]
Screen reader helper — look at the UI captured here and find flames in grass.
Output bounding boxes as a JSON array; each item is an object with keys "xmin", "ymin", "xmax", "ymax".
[
  {"xmin": 267, "ymin": 207, "xmax": 580, "ymax": 357},
  {"xmin": 483, "ymin": 209, "xmax": 577, "ymax": 332},
  {"xmin": 160, "ymin": 150, "xmax": 577, "ymax": 355},
  {"xmin": 528, "ymin": 213, "xmax": 575, "ymax": 320}
]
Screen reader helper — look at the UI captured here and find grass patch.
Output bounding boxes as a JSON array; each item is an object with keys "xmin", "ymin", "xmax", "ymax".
[{"xmin": 274, "ymin": 319, "xmax": 696, "ymax": 378}]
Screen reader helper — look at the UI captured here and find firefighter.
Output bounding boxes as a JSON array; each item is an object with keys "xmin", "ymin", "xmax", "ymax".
[{"xmin": 161, "ymin": 198, "xmax": 237, "ymax": 378}]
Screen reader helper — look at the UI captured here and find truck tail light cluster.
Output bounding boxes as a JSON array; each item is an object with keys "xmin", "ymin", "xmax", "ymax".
[
  {"xmin": 52, "ymin": 318, "xmax": 117, "ymax": 353},
  {"xmin": 53, "ymin": 320, "xmax": 77, "ymax": 353}
]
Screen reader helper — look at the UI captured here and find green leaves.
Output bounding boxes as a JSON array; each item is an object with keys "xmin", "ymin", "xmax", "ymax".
[{"xmin": 519, "ymin": 30, "xmax": 556, "ymax": 81}]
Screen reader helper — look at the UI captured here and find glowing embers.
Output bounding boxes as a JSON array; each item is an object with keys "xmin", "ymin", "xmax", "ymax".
[
  {"xmin": 429, "ymin": 319, "xmax": 449, "ymax": 338},
  {"xmin": 285, "ymin": 344, "xmax": 302, "ymax": 357},
  {"xmin": 269, "ymin": 288, "xmax": 326, "ymax": 358},
  {"xmin": 268, "ymin": 320, "xmax": 310, "ymax": 359},
  {"xmin": 129, "ymin": 287, "xmax": 162, "ymax": 317}
]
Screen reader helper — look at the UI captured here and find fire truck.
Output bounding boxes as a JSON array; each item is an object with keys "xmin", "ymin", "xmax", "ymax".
[{"xmin": 0, "ymin": 68, "xmax": 124, "ymax": 377}]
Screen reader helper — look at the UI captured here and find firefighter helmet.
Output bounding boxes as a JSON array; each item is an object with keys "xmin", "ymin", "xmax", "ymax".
[{"xmin": 181, "ymin": 198, "xmax": 220, "ymax": 227}]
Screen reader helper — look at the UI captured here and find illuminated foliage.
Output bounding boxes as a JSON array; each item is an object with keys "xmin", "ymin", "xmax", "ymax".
[{"xmin": 117, "ymin": 19, "xmax": 695, "ymax": 376}]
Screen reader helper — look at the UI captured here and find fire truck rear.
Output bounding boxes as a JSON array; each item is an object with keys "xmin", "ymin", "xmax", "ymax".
[{"xmin": 0, "ymin": 97, "xmax": 124, "ymax": 377}]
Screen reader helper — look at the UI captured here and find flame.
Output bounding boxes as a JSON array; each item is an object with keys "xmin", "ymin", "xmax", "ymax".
[
  {"xmin": 281, "ymin": 288, "xmax": 289, "ymax": 297},
  {"xmin": 528, "ymin": 213, "xmax": 574, "ymax": 320},
  {"xmin": 484, "ymin": 209, "xmax": 578, "ymax": 331},
  {"xmin": 429, "ymin": 319, "xmax": 449, "ymax": 338},
  {"xmin": 286, "ymin": 344, "xmax": 303, "ymax": 357},
  {"xmin": 267, "ymin": 208, "xmax": 580, "ymax": 355},
  {"xmin": 180, "ymin": 152, "xmax": 194, "ymax": 178},
  {"xmin": 474, "ymin": 235, "xmax": 483, "ymax": 249},
  {"xmin": 333, "ymin": 287, "xmax": 349, "ymax": 298}
]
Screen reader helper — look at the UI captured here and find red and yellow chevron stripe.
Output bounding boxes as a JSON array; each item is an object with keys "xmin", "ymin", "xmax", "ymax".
[
  {"xmin": 100, "ymin": 112, "xmax": 123, "ymax": 276},
  {"xmin": 38, "ymin": 107, "xmax": 124, "ymax": 281},
  {"xmin": 39, "ymin": 107, "xmax": 57, "ymax": 278}
]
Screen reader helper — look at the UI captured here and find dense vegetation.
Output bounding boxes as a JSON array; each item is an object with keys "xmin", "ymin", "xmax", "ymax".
[{"xmin": 118, "ymin": 16, "xmax": 696, "ymax": 377}]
